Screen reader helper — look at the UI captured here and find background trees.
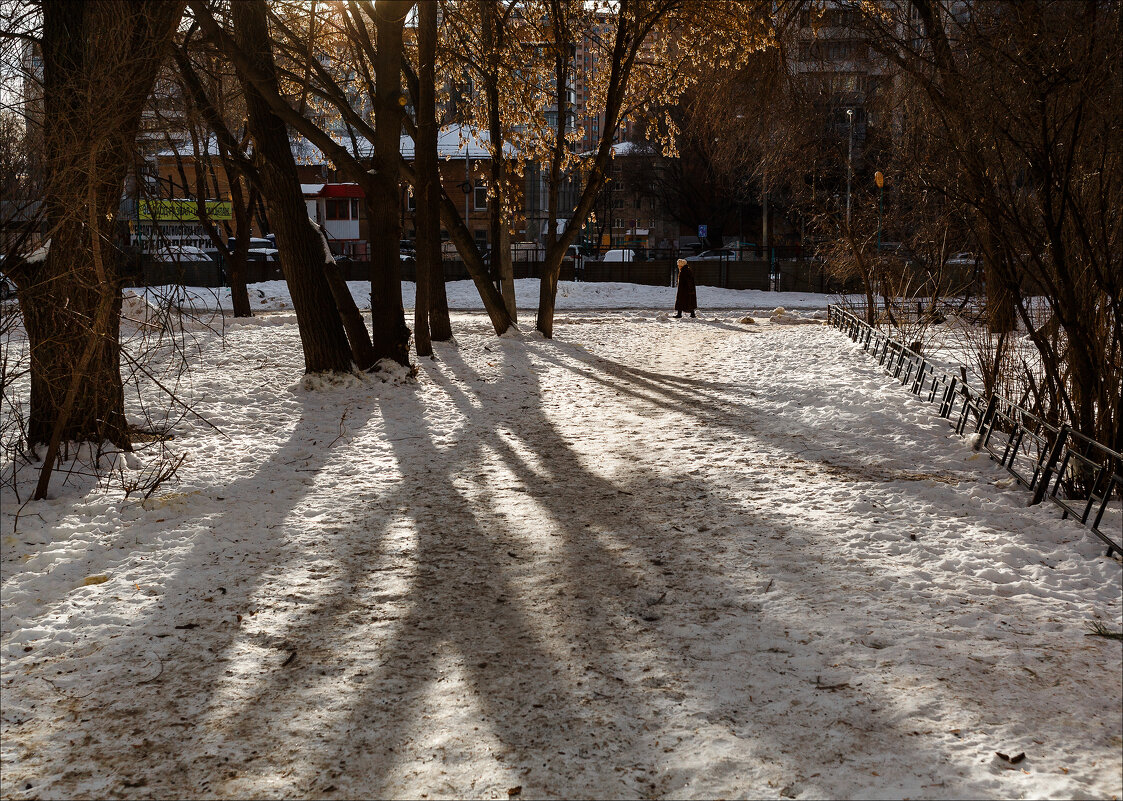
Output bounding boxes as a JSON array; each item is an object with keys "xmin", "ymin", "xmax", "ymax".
[
  {"xmin": 680, "ymin": 0, "xmax": 1120, "ymax": 449},
  {"xmin": 865, "ymin": 0, "xmax": 1122, "ymax": 449},
  {"xmin": 1, "ymin": 0, "xmax": 1119, "ymax": 496}
]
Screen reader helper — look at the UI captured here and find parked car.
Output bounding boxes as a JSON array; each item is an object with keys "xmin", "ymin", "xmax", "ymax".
[
  {"xmin": 945, "ymin": 251, "xmax": 978, "ymax": 266},
  {"xmin": 247, "ymin": 247, "xmax": 280, "ymax": 262},
  {"xmin": 599, "ymin": 248, "xmax": 637, "ymax": 263},
  {"xmin": 562, "ymin": 245, "xmax": 584, "ymax": 262},
  {"xmin": 227, "ymin": 236, "xmax": 273, "ymax": 251},
  {"xmin": 150, "ymin": 245, "xmax": 213, "ymax": 263},
  {"xmin": 686, "ymin": 248, "xmax": 735, "ymax": 262}
]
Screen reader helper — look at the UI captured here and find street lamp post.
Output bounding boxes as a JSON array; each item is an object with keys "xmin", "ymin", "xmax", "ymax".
[{"xmin": 845, "ymin": 108, "xmax": 854, "ymax": 228}]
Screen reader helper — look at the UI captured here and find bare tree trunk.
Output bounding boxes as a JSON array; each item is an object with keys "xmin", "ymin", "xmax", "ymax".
[
  {"xmin": 17, "ymin": 0, "xmax": 183, "ymax": 461},
  {"xmin": 981, "ymin": 225, "xmax": 1015, "ymax": 334},
  {"xmin": 429, "ymin": 269, "xmax": 453, "ymax": 341},
  {"xmin": 227, "ymin": 179, "xmax": 254, "ymax": 317},
  {"xmin": 191, "ymin": 1, "xmax": 503, "ymax": 335},
  {"xmin": 479, "ymin": 0, "xmax": 516, "ymax": 322},
  {"xmin": 232, "ymin": 0, "xmax": 352, "ymax": 373},
  {"xmin": 170, "ymin": 43, "xmax": 256, "ymax": 317},
  {"xmin": 413, "ymin": 0, "xmax": 438, "ymax": 356},
  {"xmin": 536, "ymin": 8, "xmax": 658, "ymax": 337},
  {"xmin": 313, "ymin": 222, "xmax": 376, "ymax": 368},
  {"xmin": 368, "ymin": 0, "xmax": 413, "ymax": 367}
]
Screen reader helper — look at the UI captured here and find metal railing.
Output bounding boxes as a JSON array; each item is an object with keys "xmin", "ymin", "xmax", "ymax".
[{"xmin": 827, "ymin": 304, "xmax": 1121, "ymax": 558}]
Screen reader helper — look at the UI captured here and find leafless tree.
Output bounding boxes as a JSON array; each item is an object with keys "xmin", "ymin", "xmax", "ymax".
[
  {"xmin": 862, "ymin": 0, "xmax": 1122, "ymax": 449},
  {"xmin": 2, "ymin": 1, "xmax": 184, "ymax": 499}
]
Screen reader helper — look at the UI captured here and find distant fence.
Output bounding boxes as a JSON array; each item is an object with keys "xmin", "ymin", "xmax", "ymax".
[
  {"xmin": 399, "ymin": 257, "xmax": 858, "ymax": 293},
  {"xmin": 843, "ymin": 296, "xmax": 1054, "ymax": 332},
  {"xmin": 827, "ymin": 304, "xmax": 1121, "ymax": 558},
  {"xmin": 124, "ymin": 250, "xmax": 863, "ymax": 295}
]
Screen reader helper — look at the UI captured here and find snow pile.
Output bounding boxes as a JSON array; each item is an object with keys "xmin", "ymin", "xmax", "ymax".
[
  {"xmin": 119, "ymin": 290, "xmax": 170, "ymax": 332},
  {"xmin": 769, "ymin": 305, "xmax": 821, "ymax": 325},
  {"xmin": 0, "ymin": 308, "xmax": 1119, "ymax": 799}
]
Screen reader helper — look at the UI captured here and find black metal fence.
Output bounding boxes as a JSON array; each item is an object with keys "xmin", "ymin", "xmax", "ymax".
[
  {"xmin": 398, "ymin": 256, "xmax": 856, "ymax": 292},
  {"xmin": 842, "ymin": 295, "xmax": 1055, "ymax": 331},
  {"xmin": 123, "ymin": 247, "xmax": 862, "ymax": 295},
  {"xmin": 827, "ymin": 304, "xmax": 1121, "ymax": 558}
]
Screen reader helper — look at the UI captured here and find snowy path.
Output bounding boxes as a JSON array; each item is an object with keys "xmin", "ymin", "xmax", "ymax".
[{"xmin": 2, "ymin": 311, "xmax": 1120, "ymax": 799}]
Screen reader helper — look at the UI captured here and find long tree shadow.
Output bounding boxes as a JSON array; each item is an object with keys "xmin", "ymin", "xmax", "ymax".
[
  {"xmin": 190, "ymin": 331, "xmax": 1007, "ymax": 798},
  {"xmin": 165, "ymin": 338, "xmax": 715, "ymax": 797},
  {"xmin": 4, "ymin": 370, "xmax": 387, "ymax": 798},
  {"xmin": 9, "ymin": 322, "xmax": 1108, "ymax": 799}
]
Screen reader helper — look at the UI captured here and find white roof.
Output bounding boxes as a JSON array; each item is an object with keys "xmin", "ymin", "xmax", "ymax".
[
  {"xmin": 300, "ymin": 183, "xmax": 326, "ymax": 196},
  {"xmin": 399, "ymin": 125, "xmax": 515, "ymax": 160},
  {"xmin": 578, "ymin": 139, "xmax": 654, "ymax": 158},
  {"xmin": 155, "ymin": 137, "xmax": 224, "ymax": 158},
  {"xmin": 292, "ymin": 124, "xmax": 511, "ymax": 165},
  {"xmin": 157, "ymin": 125, "xmax": 514, "ymax": 167}
]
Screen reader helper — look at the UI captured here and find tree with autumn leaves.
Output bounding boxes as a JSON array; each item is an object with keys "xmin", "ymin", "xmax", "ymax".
[{"xmin": 7, "ymin": 0, "xmax": 1119, "ymax": 498}]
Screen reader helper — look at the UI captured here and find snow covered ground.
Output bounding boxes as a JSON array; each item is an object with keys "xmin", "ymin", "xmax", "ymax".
[
  {"xmin": 1, "ymin": 281, "xmax": 1120, "ymax": 799},
  {"xmin": 129, "ymin": 277, "xmax": 858, "ymax": 315}
]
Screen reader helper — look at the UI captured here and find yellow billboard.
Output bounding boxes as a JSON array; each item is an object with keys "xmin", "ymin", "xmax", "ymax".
[{"xmin": 139, "ymin": 199, "xmax": 233, "ymax": 221}]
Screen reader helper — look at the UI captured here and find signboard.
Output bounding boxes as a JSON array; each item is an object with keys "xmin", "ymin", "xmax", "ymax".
[
  {"xmin": 138, "ymin": 199, "xmax": 233, "ymax": 221},
  {"xmin": 697, "ymin": 224, "xmax": 708, "ymax": 238}
]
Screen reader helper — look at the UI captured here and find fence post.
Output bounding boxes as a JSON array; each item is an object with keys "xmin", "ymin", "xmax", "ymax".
[
  {"xmin": 974, "ymin": 394, "xmax": 998, "ymax": 449},
  {"xmin": 940, "ymin": 377, "xmax": 957, "ymax": 418},
  {"xmin": 912, "ymin": 360, "xmax": 927, "ymax": 394},
  {"xmin": 1030, "ymin": 424, "xmax": 1070, "ymax": 506}
]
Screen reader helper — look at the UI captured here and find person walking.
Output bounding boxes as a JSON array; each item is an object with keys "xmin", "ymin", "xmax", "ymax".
[{"xmin": 674, "ymin": 258, "xmax": 697, "ymax": 318}]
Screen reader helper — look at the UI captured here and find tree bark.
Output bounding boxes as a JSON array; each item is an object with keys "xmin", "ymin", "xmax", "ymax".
[
  {"xmin": 227, "ymin": 179, "xmax": 254, "ymax": 317},
  {"xmin": 18, "ymin": 0, "xmax": 183, "ymax": 455},
  {"xmin": 980, "ymin": 224, "xmax": 1015, "ymax": 334},
  {"xmin": 537, "ymin": 10, "xmax": 646, "ymax": 338},
  {"xmin": 313, "ymin": 221, "xmax": 377, "ymax": 368},
  {"xmin": 231, "ymin": 0, "xmax": 353, "ymax": 374},
  {"xmin": 190, "ymin": 0, "xmax": 506, "ymax": 334},
  {"xmin": 413, "ymin": 0, "xmax": 439, "ymax": 355},
  {"xmin": 369, "ymin": 0, "xmax": 413, "ymax": 367},
  {"xmin": 170, "ymin": 42, "xmax": 257, "ymax": 317},
  {"xmin": 479, "ymin": 0, "xmax": 516, "ymax": 321}
]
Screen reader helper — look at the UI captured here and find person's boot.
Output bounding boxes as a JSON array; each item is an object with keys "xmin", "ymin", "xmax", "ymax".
[
  {"xmin": 674, "ymin": 311, "xmax": 682, "ymax": 318},
  {"xmin": 690, "ymin": 311, "xmax": 696, "ymax": 318}
]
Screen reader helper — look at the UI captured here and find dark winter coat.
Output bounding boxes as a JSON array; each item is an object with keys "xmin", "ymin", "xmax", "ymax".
[{"xmin": 675, "ymin": 264, "xmax": 697, "ymax": 312}]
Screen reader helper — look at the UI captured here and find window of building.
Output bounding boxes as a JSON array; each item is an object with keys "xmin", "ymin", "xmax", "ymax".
[
  {"xmin": 326, "ymin": 198, "xmax": 349, "ymax": 220},
  {"xmin": 473, "ymin": 182, "xmax": 488, "ymax": 210},
  {"xmin": 351, "ymin": 198, "xmax": 361, "ymax": 219}
]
